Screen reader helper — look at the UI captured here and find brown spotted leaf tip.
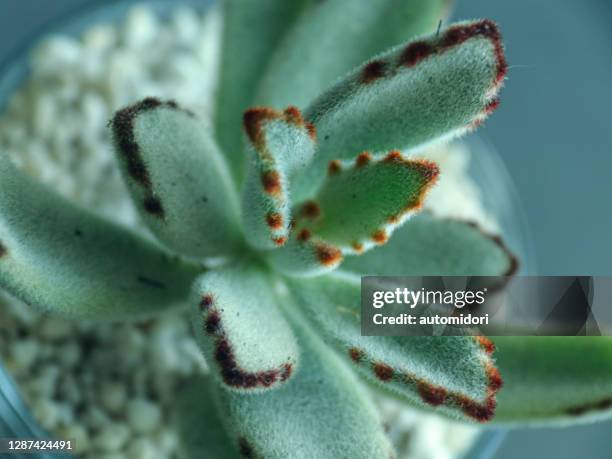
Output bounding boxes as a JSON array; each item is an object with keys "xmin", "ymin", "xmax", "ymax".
[
  {"xmin": 287, "ymin": 274, "xmax": 507, "ymax": 423},
  {"xmin": 111, "ymin": 97, "xmax": 241, "ymax": 257},
  {"xmin": 192, "ymin": 268, "xmax": 299, "ymax": 391},
  {"xmin": 364, "ymin": 18, "xmax": 506, "ymax": 127},
  {"xmin": 292, "ymin": 151, "xmax": 439, "ymax": 256},
  {"xmin": 243, "ymin": 106, "xmax": 316, "ymax": 157},
  {"xmin": 112, "ymin": 97, "xmax": 194, "ymax": 220},
  {"xmin": 348, "ymin": 336, "xmax": 503, "ymax": 422},
  {"xmin": 199, "ymin": 295, "xmax": 294, "ymax": 390},
  {"xmin": 373, "ymin": 19, "xmax": 506, "ymax": 124},
  {"xmin": 267, "ymin": 222, "xmax": 344, "ymax": 277},
  {"xmin": 268, "ymin": 150, "xmax": 438, "ymax": 276},
  {"xmin": 292, "ymin": 19, "xmax": 507, "ymax": 202},
  {"xmin": 241, "ymin": 106, "xmax": 317, "ymax": 250}
]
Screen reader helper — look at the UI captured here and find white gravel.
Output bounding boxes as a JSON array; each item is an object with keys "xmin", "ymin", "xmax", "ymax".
[{"xmin": 0, "ymin": 4, "xmax": 486, "ymax": 459}]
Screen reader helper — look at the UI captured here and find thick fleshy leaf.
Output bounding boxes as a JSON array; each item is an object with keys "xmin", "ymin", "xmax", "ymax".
[
  {"xmin": 190, "ymin": 264, "xmax": 299, "ymax": 391},
  {"xmin": 0, "ymin": 155, "xmax": 199, "ymax": 319},
  {"xmin": 267, "ymin": 152, "xmax": 438, "ymax": 276},
  {"xmin": 212, "ymin": 308, "xmax": 395, "ymax": 458},
  {"xmin": 112, "ymin": 98, "xmax": 241, "ymax": 258},
  {"xmin": 293, "ymin": 19, "xmax": 507, "ymax": 199},
  {"xmin": 257, "ymin": 0, "xmax": 452, "ymax": 109},
  {"xmin": 266, "ymin": 233, "xmax": 343, "ymax": 278},
  {"xmin": 301, "ymin": 151, "xmax": 439, "ymax": 254},
  {"xmin": 241, "ymin": 107, "xmax": 316, "ymax": 250},
  {"xmin": 287, "ymin": 272, "xmax": 503, "ymax": 423},
  {"xmin": 215, "ymin": 0, "xmax": 312, "ymax": 181},
  {"xmin": 175, "ymin": 376, "xmax": 241, "ymax": 459},
  {"xmin": 492, "ymin": 337, "xmax": 612, "ymax": 425},
  {"xmin": 343, "ymin": 213, "xmax": 517, "ymax": 277}
]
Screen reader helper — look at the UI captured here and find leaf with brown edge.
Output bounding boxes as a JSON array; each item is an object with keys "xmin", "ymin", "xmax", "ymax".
[
  {"xmin": 111, "ymin": 98, "xmax": 241, "ymax": 258},
  {"xmin": 257, "ymin": 0, "xmax": 453, "ymax": 109},
  {"xmin": 266, "ymin": 228, "xmax": 343, "ymax": 278},
  {"xmin": 492, "ymin": 337, "xmax": 612, "ymax": 425},
  {"xmin": 286, "ymin": 272, "xmax": 503, "ymax": 423},
  {"xmin": 298, "ymin": 151, "xmax": 439, "ymax": 255},
  {"xmin": 241, "ymin": 106, "xmax": 317, "ymax": 250},
  {"xmin": 211, "ymin": 304, "xmax": 395, "ymax": 459},
  {"xmin": 215, "ymin": 0, "xmax": 313, "ymax": 183},
  {"xmin": 292, "ymin": 19, "xmax": 507, "ymax": 200},
  {"xmin": 190, "ymin": 264, "xmax": 299, "ymax": 392},
  {"xmin": 342, "ymin": 213, "xmax": 518, "ymax": 278}
]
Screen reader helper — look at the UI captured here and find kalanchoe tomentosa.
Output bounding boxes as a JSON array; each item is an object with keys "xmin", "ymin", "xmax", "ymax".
[{"xmin": 2, "ymin": 1, "xmax": 612, "ymax": 458}]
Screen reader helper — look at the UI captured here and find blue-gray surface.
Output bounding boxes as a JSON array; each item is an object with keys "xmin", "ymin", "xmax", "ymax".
[
  {"xmin": 0, "ymin": 1, "xmax": 611, "ymax": 459},
  {"xmin": 452, "ymin": 0, "xmax": 612, "ymax": 276}
]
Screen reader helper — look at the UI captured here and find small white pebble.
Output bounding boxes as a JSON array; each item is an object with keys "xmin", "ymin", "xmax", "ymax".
[
  {"xmin": 10, "ymin": 339, "xmax": 39, "ymax": 371},
  {"xmin": 127, "ymin": 398, "xmax": 161, "ymax": 434},
  {"xmin": 178, "ymin": 337, "xmax": 207, "ymax": 373},
  {"xmin": 444, "ymin": 423, "xmax": 480, "ymax": 454},
  {"xmin": 126, "ymin": 437, "xmax": 157, "ymax": 459},
  {"xmin": 99, "ymin": 381, "xmax": 128, "ymax": 414},
  {"xmin": 153, "ymin": 428, "xmax": 179, "ymax": 454},
  {"xmin": 149, "ymin": 336, "xmax": 180, "ymax": 373},
  {"xmin": 32, "ymin": 94, "xmax": 57, "ymax": 139},
  {"xmin": 59, "ymin": 424, "xmax": 90, "ymax": 454},
  {"xmin": 123, "ymin": 6, "xmax": 159, "ymax": 48},
  {"xmin": 171, "ymin": 7, "xmax": 200, "ymax": 44},
  {"xmin": 93, "ymin": 422, "xmax": 130, "ymax": 452},
  {"xmin": 32, "ymin": 398, "xmax": 61, "ymax": 430},
  {"xmin": 32, "ymin": 36, "xmax": 82, "ymax": 75},
  {"xmin": 82, "ymin": 24, "xmax": 117, "ymax": 52},
  {"xmin": 80, "ymin": 92, "xmax": 108, "ymax": 134},
  {"xmin": 409, "ymin": 417, "xmax": 448, "ymax": 457},
  {"xmin": 85, "ymin": 406, "xmax": 111, "ymax": 431}
]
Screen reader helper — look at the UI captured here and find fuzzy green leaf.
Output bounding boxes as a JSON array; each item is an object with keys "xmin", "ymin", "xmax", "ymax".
[
  {"xmin": 112, "ymin": 98, "xmax": 241, "ymax": 258},
  {"xmin": 0, "ymin": 155, "xmax": 199, "ymax": 319},
  {"xmin": 212, "ymin": 309, "xmax": 394, "ymax": 458},
  {"xmin": 176, "ymin": 377, "xmax": 241, "ymax": 459},
  {"xmin": 266, "ymin": 232, "xmax": 343, "ymax": 278},
  {"xmin": 241, "ymin": 107, "xmax": 316, "ymax": 250},
  {"xmin": 266, "ymin": 152, "xmax": 438, "ymax": 276},
  {"xmin": 301, "ymin": 151, "xmax": 439, "ymax": 254},
  {"xmin": 257, "ymin": 0, "xmax": 452, "ymax": 109},
  {"xmin": 343, "ymin": 214, "xmax": 517, "ymax": 277},
  {"xmin": 292, "ymin": 19, "xmax": 507, "ymax": 199},
  {"xmin": 215, "ymin": 0, "xmax": 312, "ymax": 181},
  {"xmin": 492, "ymin": 337, "xmax": 612, "ymax": 425},
  {"xmin": 190, "ymin": 264, "xmax": 299, "ymax": 391},
  {"xmin": 287, "ymin": 272, "xmax": 503, "ymax": 423}
]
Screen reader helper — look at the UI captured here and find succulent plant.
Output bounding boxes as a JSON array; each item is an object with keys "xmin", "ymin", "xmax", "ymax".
[{"xmin": 1, "ymin": 1, "xmax": 612, "ymax": 458}]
